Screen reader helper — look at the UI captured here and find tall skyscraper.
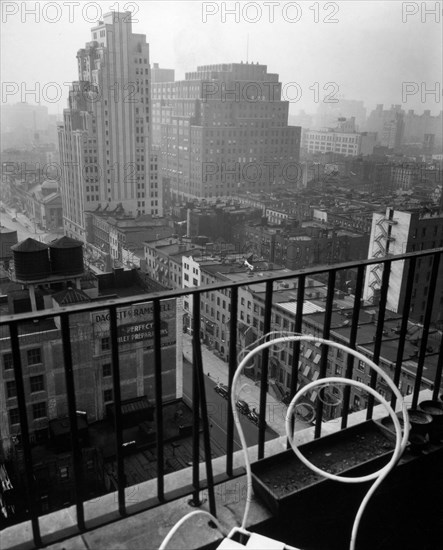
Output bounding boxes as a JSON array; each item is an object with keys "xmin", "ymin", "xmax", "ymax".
[
  {"xmin": 152, "ymin": 62, "xmax": 301, "ymax": 202},
  {"xmin": 58, "ymin": 11, "xmax": 160, "ymax": 242},
  {"xmin": 365, "ymin": 105, "xmax": 405, "ymax": 150},
  {"xmin": 314, "ymin": 99, "xmax": 367, "ymax": 131}
]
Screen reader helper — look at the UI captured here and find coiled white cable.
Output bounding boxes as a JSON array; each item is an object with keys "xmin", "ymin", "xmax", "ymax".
[
  {"xmin": 231, "ymin": 334, "xmax": 409, "ymax": 549},
  {"xmin": 159, "ymin": 333, "xmax": 409, "ymax": 549}
]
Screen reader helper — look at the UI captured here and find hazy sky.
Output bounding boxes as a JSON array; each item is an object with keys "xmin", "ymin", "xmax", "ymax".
[{"xmin": 1, "ymin": 1, "xmax": 442, "ymax": 116}]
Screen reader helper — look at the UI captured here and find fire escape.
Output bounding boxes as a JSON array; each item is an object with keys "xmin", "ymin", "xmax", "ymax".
[{"xmin": 367, "ymin": 212, "xmax": 397, "ymax": 303}]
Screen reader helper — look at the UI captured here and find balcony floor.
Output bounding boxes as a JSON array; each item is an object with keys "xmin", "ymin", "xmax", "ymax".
[
  {"xmin": 4, "ymin": 398, "xmax": 443, "ymax": 550},
  {"xmin": 38, "ymin": 447, "xmax": 443, "ymax": 550}
]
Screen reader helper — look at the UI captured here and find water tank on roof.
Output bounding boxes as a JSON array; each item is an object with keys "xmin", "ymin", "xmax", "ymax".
[
  {"xmin": 50, "ymin": 236, "xmax": 84, "ymax": 275},
  {"xmin": 11, "ymin": 238, "xmax": 51, "ymax": 281}
]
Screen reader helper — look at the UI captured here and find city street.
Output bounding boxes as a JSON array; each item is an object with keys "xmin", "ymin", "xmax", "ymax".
[
  {"xmin": 182, "ymin": 332, "xmax": 310, "ymax": 437},
  {"xmin": 0, "ymin": 202, "xmax": 62, "ymax": 243},
  {"xmin": 182, "ymin": 359, "xmax": 278, "ymax": 453}
]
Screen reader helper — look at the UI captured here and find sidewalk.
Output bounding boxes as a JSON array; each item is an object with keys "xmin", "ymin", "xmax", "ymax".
[{"xmin": 182, "ymin": 334, "xmax": 309, "ymax": 436}]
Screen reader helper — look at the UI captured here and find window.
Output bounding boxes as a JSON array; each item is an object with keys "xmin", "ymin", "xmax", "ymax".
[
  {"xmin": 9, "ymin": 408, "xmax": 20, "ymax": 426},
  {"xmin": 27, "ymin": 348, "xmax": 41, "ymax": 366},
  {"xmin": 104, "ymin": 389, "xmax": 113, "ymax": 403},
  {"xmin": 356, "ymin": 376, "xmax": 363, "ymax": 383},
  {"xmin": 3, "ymin": 353, "xmax": 13, "ymax": 370},
  {"xmin": 32, "ymin": 402, "xmax": 47, "ymax": 419},
  {"xmin": 102, "ymin": 363, "xmax": 112, "ymax": 377},
  {"xmin": 30, "ymin": 375, "xmax": 44, "ymax": 393},
  {"xmin": 335, "ymin": 365, "xmax": 342, "ymax": 375},
  {"xmin": 101, "ymin": 337, "xmax": 110, "ymax": 351},
  {"xmin": 6, "ymin": 381, "xmax": 17, "ymax": 398},
  {"xmin": 59, "ymin": 466, "xmax": 69, "ymax": 480},
  {"xmin": 357, "ymin": 360, "xmax": 365, "ymax": 372}
]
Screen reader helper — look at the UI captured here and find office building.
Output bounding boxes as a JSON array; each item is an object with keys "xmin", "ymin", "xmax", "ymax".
[
  {"xmin": 152, "ymin": 62, "xmax": 301, "ymax": 201},
  {"xmin": 314, "ymin": 99, "xmax": 367, "ymax": 131},
  {"xmin": 365, "ymin": 105, "xmax": 405, "ymax": 150},
  {"xmin": 58, "ymin": 11, "xmax": 160, "ymax": 242},
  {"xmin": 302, "ymin": 118, "xmax": 375, "ymax": 157}
]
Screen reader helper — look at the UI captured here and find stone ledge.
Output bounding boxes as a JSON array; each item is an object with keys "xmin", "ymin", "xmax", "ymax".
[{"xmin": 2, "ymin": 390, "xmax": 433, "ymax": 550}]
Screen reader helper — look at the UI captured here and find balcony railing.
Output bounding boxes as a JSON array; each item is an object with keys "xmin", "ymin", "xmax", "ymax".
[{"xmin": 1, "ymin": 248, "xmax": 442, "ymax": 548}]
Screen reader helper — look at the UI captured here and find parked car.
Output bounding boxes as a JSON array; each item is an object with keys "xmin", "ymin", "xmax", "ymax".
[
  {"xmin": 236, "ymin": 399, "xmax": 250, "ymax": 415},
  {"xmin": 214, "ymin": 383, "xmax": 229, "ymax": 399},
  {"xmin": 248, "ymin": 408, "xmax": 259, "ymax": 425}
]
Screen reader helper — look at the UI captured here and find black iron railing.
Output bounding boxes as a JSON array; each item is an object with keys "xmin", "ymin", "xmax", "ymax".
[{"xmin": 1, "ymin": 249, "xmax": 442, "ymax": 547}]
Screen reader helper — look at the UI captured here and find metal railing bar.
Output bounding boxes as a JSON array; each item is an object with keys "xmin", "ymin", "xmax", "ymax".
[
  {"xmin": 109, "ymin": 305, "xmax": 126, "ymax": 515},
  {"xmin": 341, "ymin": 264, "xmax": 365, "ymax": 429},
  {"xmin": 412, "ymin": 252, "xmax": 441, "ymax": 408},
  {"xmin": 391, "ymin": 257, "xmax": 416, "ymax": 410},
  {"xmin": 227, "ymin": 286, "xmax": 238, "ymax": 476},
  {"xmin": 9, "ymin": 321, "xmax": 42, "ymax": 546},
  {"xmin": 60, "ymin": 314, "xmax": 85, "ymax": 531},
  {"xmin": 258, "ymin": 280, "xmax": 273, "ymax": 459},
  {"xmin": 193, "ymin": 306, "xmax": 217, "ymax": 517},
  {"xmin": 153, "ymin": 299, "xmax": 165, "ymax": 502},
  {"xmin": 367, "ymin": 260, "xmax": 392, "ymax": 419},
  {"xmin": 314, "ymin": 269, "xmax": 336, "ymax": 439},
  {"xmin": 287, "ymin": 274, "xmax": 305, "ymax": 446},
  {"xmin": 191, "ymin": 293, "xmax": 201, "ymax": 506}
]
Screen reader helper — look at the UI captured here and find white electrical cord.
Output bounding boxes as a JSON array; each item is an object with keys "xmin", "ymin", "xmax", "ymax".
[
  {"xmin": 231, "ymin": 334, "xmax": 409, "ymax": 549},
  {"xmin": 159, "ymin": 333, "xmax": 409, "ymax": 550}
]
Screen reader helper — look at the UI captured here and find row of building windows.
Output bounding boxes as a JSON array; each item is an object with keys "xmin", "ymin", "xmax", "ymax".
[
  {"xmin": 3, "ymin": 348, "xmax": 41, "ymax": 370},
  {"xmin": 5, "ymin": 375, "xmax": 44, "ymax": 398},
  {"xmin": 9, "ymin": 401, "xmax": 47, "ymax": 425}
]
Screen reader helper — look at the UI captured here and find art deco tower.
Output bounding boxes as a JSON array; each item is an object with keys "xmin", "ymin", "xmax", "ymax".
[{"xmin": 58, "ymin": 11, "xmax": 161, "ymax": 241}]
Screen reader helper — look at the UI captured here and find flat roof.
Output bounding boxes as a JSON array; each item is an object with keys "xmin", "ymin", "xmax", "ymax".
[
  {"xmin": 278, "ymin": 301, "xmax": 326, "ymax": 315},
  {"xmin": 303, "ymin": 307, "xmax": 441, "ymax": 384}
]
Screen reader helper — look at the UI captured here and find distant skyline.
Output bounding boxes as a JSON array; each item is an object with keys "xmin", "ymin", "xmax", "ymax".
[{"xmin": 1, "ymin": 1, "xmax": 442, "ymax": 116}]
